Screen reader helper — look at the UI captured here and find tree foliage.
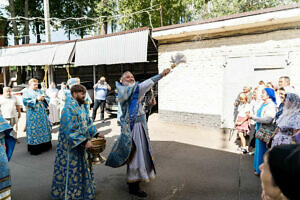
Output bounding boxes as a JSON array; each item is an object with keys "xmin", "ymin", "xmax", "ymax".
[{"xmin": 3, "ymin": 0, "xmax": 300, "ymax": 44}]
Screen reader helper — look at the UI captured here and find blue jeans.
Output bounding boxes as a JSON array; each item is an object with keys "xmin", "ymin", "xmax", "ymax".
[{"xmin": 92, "ymin": 99, "xmax": 106, "ymax": 121}]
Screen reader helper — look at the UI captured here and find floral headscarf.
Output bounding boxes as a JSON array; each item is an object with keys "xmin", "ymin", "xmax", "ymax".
[{"xmin": 277, "ymin": 93, "xmax": 300, "ymax": 129}]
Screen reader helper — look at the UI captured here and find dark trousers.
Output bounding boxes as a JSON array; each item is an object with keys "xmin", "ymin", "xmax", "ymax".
[
  {"xmin": 92, "ymin": 99, "xmax": 106, "ymax": 121},
  {"xmin": 248, "ymin": 124, "xmax": 256, "ymax": 148}
]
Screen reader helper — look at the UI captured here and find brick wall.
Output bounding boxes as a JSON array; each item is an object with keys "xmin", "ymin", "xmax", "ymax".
[{"xmin": 157, "ymin": 29, "xmax": 300, "ymax": 127}]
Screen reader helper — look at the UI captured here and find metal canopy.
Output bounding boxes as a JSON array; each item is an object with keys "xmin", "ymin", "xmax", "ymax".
[
  {"xmin": 75, "ymin": 29, "xmax": 150, "ymax": 66},
  {"xmin": 0, "ymin": 28, "xmax": 154, "ymax": 67},
  {"xmin": 0, "ymin": 42, "xmax": 75, "ymax": 67}
]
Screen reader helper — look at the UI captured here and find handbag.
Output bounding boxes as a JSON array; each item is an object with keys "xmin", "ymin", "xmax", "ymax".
[{"xmin": 255, "ymin": 122, "xmax": 276, "ymax": 143}]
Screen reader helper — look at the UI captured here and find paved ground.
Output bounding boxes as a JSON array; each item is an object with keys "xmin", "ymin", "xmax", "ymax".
[{"xmin": 9, "ymin": 112, "xmax": 261, "ymax": 200}]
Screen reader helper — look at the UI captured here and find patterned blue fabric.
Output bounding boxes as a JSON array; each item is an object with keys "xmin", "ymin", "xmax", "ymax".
[
  {"xmin": 254, "ymin": 103, "xmax": 268, "ymax": 174},
  {"xmin": 0, "ymin": 115, "xmax": 14, "ymax": 192},
  {"xmin": 51, "ymin": 96, "xmax": 98, "ymax": 200},
  {"xmin": 0, "ymin": 116, "xmax": 15, "ymax": 161},
  {"xmin": 22, "ymin": 88, "xmax": 52, "ymax": 145},
  {"xmin": 105, "ymin": 82, "xmax": 138, "ymax": 168}
]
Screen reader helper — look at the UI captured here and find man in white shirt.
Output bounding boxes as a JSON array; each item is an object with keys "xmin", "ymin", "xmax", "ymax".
[
  {"xmin": 278, "ymin": 76, "xmax": 295, "ymax": 93},
  {"xmin": 0, "ymin": 87, "xmax": 21, "ymax": 141}
]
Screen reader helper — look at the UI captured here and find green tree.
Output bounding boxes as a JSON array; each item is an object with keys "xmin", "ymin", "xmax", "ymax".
[
  {"xmin": 94, "ymin": 0, "xmax": 117, "ymax": 34},
  {"xmin": 50, "ymin": 0, "xmax": 100, "ymax": 39},
  {"xmin": 118, "ymin": 0, "xmax": 195, "ymax": 30}
]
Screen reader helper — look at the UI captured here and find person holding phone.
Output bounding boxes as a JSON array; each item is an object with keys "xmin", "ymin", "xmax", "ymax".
[{"xmin": 92, "ymin": 76, "xmax": 111, "ymax": 122}]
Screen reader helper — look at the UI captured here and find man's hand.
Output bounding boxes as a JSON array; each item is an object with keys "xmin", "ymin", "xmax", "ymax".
[
  {"xmin": 97, "ymin": 134, "xmax": 105, "ymax": 138},
  {"xmin": 161, "ymin": 68, "xmax": 171, "ymax": 77},
  {"xmin": 37, "ymin": 95, "xmax": 45, "ymax": 101},
  {"xmin": 85, "ymin": 140, "xmax": 93, "ymax": 150}
]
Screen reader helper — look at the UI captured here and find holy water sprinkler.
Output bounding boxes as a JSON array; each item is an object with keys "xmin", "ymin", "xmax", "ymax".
[{"xmin": 170, "ymin": 53, "xmax": 187, "ymax": 69}]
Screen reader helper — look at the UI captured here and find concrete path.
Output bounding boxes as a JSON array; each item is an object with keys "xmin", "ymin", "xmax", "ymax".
[{"xmin": 9, "ymin": 113, "xmax": 261, "ymax": 200}]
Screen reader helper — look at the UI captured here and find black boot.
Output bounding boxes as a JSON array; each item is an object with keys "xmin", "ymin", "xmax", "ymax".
[{"xmin": 128, "ymin": 182, "xmax": 147, "ymax": 198}]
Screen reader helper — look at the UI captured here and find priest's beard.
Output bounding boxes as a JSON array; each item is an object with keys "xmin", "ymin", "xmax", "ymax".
[
  {"xmin": 123, "ymin": 81, "xmax": 135, "ymax": 87},
  {"xmin": 75, "ymin": 96, "xmax": 85, "ymax": 105}
]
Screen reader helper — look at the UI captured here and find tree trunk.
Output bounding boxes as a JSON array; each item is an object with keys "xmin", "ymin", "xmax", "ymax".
[
  {"xmin": 24, "ymin": 0, "xmax": 30, "ymax": 44},
  {"xmin": 8, "ymin": 0, "xmax": 19, "ymax": 45},
  {"xmin": 17, "ymin": 67, "xmax": 22, "ymax": 84},
  {"xmin": 35, "ymin": 22, "xmax": 41, "ymax": 43},
  {"xmin": 68, "ymin": 30, "xmax": 71, "ymax": 40},
  {"xmin": 100, "ymin": 21, "xmax": 107, "ymax": 35}
]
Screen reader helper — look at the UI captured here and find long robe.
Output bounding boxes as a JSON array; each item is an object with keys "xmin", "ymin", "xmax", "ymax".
[
  {"xmin": 22, "ymin": 88, "xmax": 52, "ymax": 146},
  {"xmin": 106, "ymin": 74, "xmax": 162, "ymax": 183},
  {"xmin": 0, "ymin": 115, "xmax": 16, "ymax": 200},
  {"xmin": 46, "ymin": 88, "xmax": 60, "ymax": 123},
  {"xmin": 51, "ymin": 96, "xmax": 98, "ymax": 200}
]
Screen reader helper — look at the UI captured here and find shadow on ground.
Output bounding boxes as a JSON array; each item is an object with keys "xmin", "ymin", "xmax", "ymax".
[{"xmin": 10, "ymin": 137, "xmax": 261, "ymax": 200}]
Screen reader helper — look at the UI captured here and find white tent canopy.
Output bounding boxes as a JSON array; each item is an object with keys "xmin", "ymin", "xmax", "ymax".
[
  {"xmin": 0, "ymin": 28, "xmax": 151, "ymax": 67},
  {"xmin": 75, "ymin": 29, "xmax": 149, "ymax": 66},
  {"xmin": 0, "ymin": 42, "xmax": 75, "ymax": 67}
]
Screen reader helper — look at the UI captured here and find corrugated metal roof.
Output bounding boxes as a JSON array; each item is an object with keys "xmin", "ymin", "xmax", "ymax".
[
  {"xmin": 0, "ymin": 42, "xmax": 75, "ymax": 66},
  {"xmin": 75, "ymin": 29, "xmax": 149, "ymax": 66},
  {"xmin": 0, "ymin": 28, "xmax": 150, "ymax": 67}
]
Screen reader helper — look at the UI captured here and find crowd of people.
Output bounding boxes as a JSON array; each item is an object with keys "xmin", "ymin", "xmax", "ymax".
[
  {"xmin": 0, "ymin": 68, "xmax": 169, "ymax": 200},
  {"xmin": 234, "ymin": 76, "xmax": 300, "ymax": 200},
  {"xmin": 0, "ymin": 72, "xmax": 299, "ymax": 200}
]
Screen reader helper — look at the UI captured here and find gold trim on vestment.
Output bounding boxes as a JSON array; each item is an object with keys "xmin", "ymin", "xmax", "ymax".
[
  {"xmin": 0, "ymin": 187, "xmax": 11, "ymax": 194},
  {"xmin": 0, "ymin": 177, "xmax": 9, "ymax": 183},
  {"xmin": 1, "ymin": 194, "xmax": 11, "ymax": 200},
  {"xmin": 0, "ymin": 122, "xmax": 8, "ymax": 126}
]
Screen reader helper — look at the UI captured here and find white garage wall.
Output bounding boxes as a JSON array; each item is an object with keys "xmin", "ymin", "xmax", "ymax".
[{"xmin": 157, "ymin": 29, "xmax": 300, "ymax": 127}]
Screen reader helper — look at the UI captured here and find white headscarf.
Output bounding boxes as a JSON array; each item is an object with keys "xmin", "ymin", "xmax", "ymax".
[{"xmin": 277, "ymin": 93, "xmax": 300, "ymax": 129}]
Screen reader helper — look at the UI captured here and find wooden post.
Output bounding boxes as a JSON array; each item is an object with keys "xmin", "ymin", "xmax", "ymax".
[
  {"xmin": 3, "ymin": 67, "xmax": 7, "ymax": 87},
  {"xmin": 93, "ymin": 65, "xmax": 96, "ymax": 84}
]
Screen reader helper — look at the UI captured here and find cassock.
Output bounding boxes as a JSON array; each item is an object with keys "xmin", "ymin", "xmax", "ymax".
[
  {"xmin": 106, "ymin": 74, "xmax": 162, "ymax": 183},
  {"xmin": 22, "ymin": 88, "xmax": 52, "ymax": 154},
  {"xmin": 51, "ymin": 95, "xmax": 98, "ymax": 200}
]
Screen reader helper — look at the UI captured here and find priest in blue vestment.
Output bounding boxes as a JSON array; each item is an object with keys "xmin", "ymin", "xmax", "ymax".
[
  {"xmin": 51, "ymin": 84, "xmax": 103, "ymax": 200},
  {"xmin": 105, "ymin": 68, "xmax": 171, "ymax": 198},
  {"xmin": 22, "ymin": 78, "xmax": 52, "ymax": 155},
  {"xmin": 0, "ymin": 115, "xmax": 16, "ymax": 200}
]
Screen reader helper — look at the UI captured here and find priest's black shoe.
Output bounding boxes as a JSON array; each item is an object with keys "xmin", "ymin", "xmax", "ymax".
[{"xmin": 128, "ymin": 182, "xmax": 148, "ymax": 198}]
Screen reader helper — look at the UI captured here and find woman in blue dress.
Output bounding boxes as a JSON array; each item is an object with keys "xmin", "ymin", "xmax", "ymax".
[{"xmin": 249, "ymin": 88, "xmax": 277, "ymax": 176}]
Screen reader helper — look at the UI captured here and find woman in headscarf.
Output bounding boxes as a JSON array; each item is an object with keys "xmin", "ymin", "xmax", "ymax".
[
  {"xmin": 272, "ymin": 93, "xmax": 300, "ymax": 147},
  {"xmin": 248, "ymin": 88, "xmax": 277, "ymax": 175},
  {"xmin": 260, "ymin": 144, "xmax": 300, "ymax": 200},
  {"xmin": 0, "ymin": 115, "xmax": 16, "ymax": 200}
]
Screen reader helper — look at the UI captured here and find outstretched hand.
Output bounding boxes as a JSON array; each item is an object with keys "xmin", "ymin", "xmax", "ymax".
[{"xmin": 161, "ymin": 68, "xmax": 171, "ymax": 77}]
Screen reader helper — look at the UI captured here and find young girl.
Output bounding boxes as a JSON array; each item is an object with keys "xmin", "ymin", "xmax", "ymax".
[{"xmin": 235, "ymin": 93, "xmax": 250, "ymax": 153}]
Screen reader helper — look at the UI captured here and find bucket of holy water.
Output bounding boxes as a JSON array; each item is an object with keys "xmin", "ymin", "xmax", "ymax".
[{"xmin": 87, "ymin": 137, "xmax": 106, "ymax": 165}]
